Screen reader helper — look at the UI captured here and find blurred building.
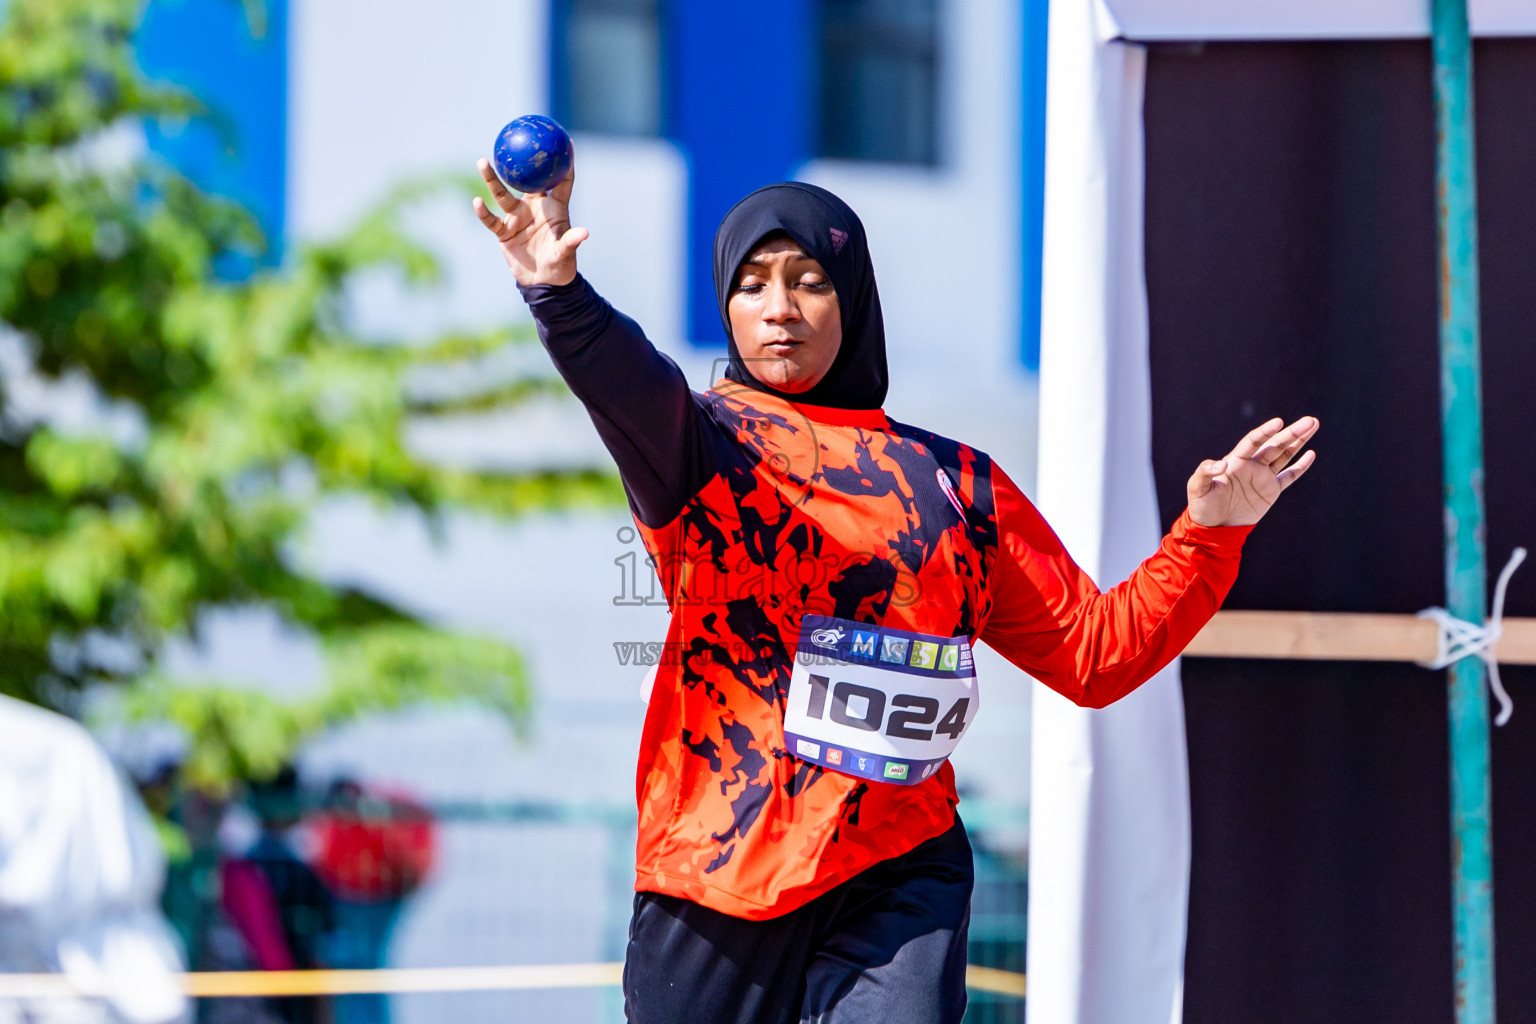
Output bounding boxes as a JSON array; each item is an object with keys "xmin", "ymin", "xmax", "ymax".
[{"xmin": 135, "ymin": 1, "xmax": 1044, "ymax": 1020}]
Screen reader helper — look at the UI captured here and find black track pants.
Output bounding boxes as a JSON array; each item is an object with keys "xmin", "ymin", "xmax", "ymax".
[{"xmin": 622, "ymin": 814, "xmax": 973, "ymax": 1024}]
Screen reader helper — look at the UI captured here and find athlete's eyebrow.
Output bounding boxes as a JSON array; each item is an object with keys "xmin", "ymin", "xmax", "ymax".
[{"xmin": 742, "ymin": 249, "xmax": 811, "ymax": 266}]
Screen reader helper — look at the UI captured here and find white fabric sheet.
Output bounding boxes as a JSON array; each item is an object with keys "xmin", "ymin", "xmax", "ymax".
[
  {"xmin": 1026, "ymin": 1, "xmax": 1190, "ymax": 1022},
  {"xmin": 0, "ymin": 696, "xmax": 187, "ymax": 1024}
]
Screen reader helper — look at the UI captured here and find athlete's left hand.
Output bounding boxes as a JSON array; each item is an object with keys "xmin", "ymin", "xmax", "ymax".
[{"xmin": 1186, "ymin": 416, "xmax": 1318, "ymax": 528}]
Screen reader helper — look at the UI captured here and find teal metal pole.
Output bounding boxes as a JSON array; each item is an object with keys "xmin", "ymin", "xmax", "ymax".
[{"xmin": 1430, "ymin": 1, "xmax": 1496, "ymax": 1020}]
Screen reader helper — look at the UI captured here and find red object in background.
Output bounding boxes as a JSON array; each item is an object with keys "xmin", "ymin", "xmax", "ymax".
[{"xmin": 310, "ymin": 786, "xmax": 436, "ymax": 902}]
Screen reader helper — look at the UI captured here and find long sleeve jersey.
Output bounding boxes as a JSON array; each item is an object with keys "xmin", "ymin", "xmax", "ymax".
[{"xmin": 522, "ymin": 275, "xmax": 1251, "ymax": 920}]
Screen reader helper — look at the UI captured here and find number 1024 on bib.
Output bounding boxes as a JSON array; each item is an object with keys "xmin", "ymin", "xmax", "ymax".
[{"xmin": 782, "ymin": 615, "xmax": 980, "ymax": 785}]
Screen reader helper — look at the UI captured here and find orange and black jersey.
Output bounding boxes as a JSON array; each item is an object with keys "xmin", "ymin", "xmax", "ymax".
[{"xmin": 522, "ymin": 274, "xmax": 1251, "ymax": 920}]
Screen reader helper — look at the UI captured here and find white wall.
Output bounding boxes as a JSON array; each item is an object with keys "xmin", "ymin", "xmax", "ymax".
[
  {"xmin": 288, "ymin": 0, "xmax": 689, "ymax": 349},
  {"xmin": 802, "ymin": 0, "xmax": 1034, "ymax": 489}
]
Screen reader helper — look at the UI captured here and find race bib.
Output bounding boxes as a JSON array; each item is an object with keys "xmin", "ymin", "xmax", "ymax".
[{"xmin": 782, "ymin": 614, "xmax": 979, "ymax": 785}]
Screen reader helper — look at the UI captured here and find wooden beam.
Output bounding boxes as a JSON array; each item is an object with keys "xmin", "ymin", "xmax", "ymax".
[{"xmin": 1183, "ymin": 611, "xmax": 1536, "ymax": 665}]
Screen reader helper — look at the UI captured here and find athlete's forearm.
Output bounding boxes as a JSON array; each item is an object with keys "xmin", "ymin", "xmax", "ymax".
[
  {"xmin": 520, "ymin": 274, "xmax": 713, "ymax": 527},
  {"xmin": 979, "ymin": 468, "xmax": 1250, "ymax": 708},
  {"xmin": 1048, "ymin": 511, "xmax": 1248, "ymax": 707}
]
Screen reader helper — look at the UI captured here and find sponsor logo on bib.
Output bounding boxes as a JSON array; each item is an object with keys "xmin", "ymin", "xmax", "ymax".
[
  {"xmin": 784, "ymin": 615, "xmax": 979, "ymax": 786},
  {"xmin": 810, "ymin": 626, "xmax": 846, "ymax": 650}
]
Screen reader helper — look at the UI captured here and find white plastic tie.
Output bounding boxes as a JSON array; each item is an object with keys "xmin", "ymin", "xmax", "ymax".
[{"xmin": 1417, "ymin": 547, "xmax": 1527, "ymax": 727}]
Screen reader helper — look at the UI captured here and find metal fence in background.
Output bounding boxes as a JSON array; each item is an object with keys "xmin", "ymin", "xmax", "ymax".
[{"xmin": 168, "ymin": 798, "xmax": 1027, "ymax": 1024}]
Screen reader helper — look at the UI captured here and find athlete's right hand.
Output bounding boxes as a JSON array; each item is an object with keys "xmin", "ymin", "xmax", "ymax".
[{"xmin": 473, "ymin": 151, "xmax": 587, "ymax": 288}]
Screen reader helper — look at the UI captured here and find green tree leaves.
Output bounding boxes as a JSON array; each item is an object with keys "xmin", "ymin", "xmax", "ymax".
[{"xmin": 0, "ymin": 0, "xmax": 618, "ymax": 788}]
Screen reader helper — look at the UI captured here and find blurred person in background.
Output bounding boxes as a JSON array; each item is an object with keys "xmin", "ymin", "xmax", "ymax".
[
  {"xmin": 129, "ymin": 759, "xmax": 281, "ymax": 1024},
  {"xmin": 309, "ymin": 779, "xmax": 435, "ymax": 1024},
  {"xmin": 219, "ymin": 767, "xmax": 332, "ymax": 1024},
  {"xmin": 127, "ymin": 759, "xmax": 201, "ymax": 978},
  {"xmin": 473, "ymin": 153, "xmax": 1316, "ymax": 1022},
  {"xmin": 0, "ymin": 695, "xmax": 188, "ymax": 1024}
]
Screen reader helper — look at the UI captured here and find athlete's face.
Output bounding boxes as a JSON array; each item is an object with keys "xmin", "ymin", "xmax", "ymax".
[{"xmin": 728, "ymin": 235, "xmax": 842, "ymax": 393}]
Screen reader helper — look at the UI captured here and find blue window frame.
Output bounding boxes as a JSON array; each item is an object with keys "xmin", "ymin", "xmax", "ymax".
[
  {"xmin": 818, "ymin": 0, "xmax": 940, "ymax": 165},
  {"xmin": 552, "ymin": 0, "xmax": 665, "ymax": 136}
]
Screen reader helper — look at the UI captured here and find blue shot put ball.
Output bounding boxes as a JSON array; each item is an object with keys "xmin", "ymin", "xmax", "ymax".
[{"xmin": 491, "ymin": 115, "xmax": 574, "ymax": 194}]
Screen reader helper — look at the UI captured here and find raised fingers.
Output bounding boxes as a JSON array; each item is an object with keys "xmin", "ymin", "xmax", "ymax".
[
  {"xmin": 1276, "ymin": 448, "xmax": 1317, "ymax": 490},
  {"xmin": 1230, "ymin": 415, "xmax": 1319, "ymax": 467},
  {"xmin": 1256, "ymin": 415, "xmax": 1319, "ymax": 468},
  {"xmin": 1230, "ymin": 417, "xmax": 1284, "ymax": 460},
  {"xmin": 551, "ymin": 142, "xmax": 576, "ymax": 205},
  {"xmin": 472, "ymin": 194, "xmax": 527, "ymax": 243},
  {"xmin": 478, "ymin": 158, "xmax": 521, "ymax": 214},
  {"xmin": 471, "ymin": 195, "xmax": 500, "ymax": 232}
]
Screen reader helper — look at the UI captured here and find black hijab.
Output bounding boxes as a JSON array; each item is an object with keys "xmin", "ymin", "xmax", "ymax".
[{"xmin": 713, "ymin": 182, "xmax": 889, "ymax": 410}]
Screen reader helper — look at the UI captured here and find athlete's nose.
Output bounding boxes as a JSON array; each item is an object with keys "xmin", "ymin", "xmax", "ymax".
[{"xmin": 761, "ymin": 279, "xmax": 800, "ymax": 324}]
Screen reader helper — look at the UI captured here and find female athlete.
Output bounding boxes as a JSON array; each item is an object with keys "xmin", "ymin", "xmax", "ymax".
[{"xmin": 473, "ymin": 150, "xmax": 1317, "ymax": 1024}]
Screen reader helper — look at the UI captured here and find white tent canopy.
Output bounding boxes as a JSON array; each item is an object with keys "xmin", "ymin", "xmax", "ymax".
[{"xmin": 1106, "ymin": 0, "xmax": 1536, "ymax": 40}]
